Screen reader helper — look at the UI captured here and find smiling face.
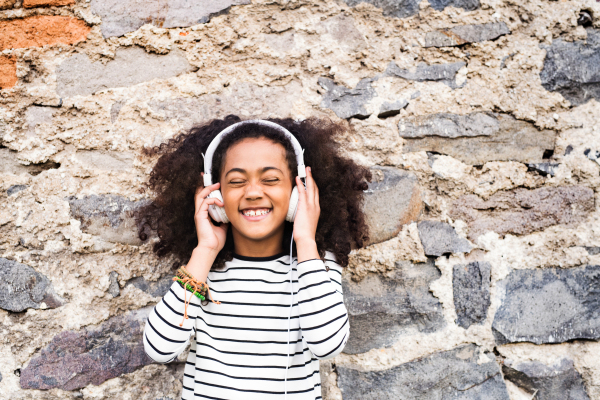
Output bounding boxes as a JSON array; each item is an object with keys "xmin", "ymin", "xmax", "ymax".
[{"xmin": 220, "ymin": 137, "xmax": 294, "ymax": 253}]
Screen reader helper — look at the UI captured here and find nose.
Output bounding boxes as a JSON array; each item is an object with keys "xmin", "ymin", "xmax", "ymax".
[{"xmin": 244, "ymin": 180, "xmax": 264, "ymax": 200}]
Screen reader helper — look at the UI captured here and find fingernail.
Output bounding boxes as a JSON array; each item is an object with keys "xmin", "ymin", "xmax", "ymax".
[{"xmin": 308, "ymin": 167, "xmax": 311, "ymax": 172}]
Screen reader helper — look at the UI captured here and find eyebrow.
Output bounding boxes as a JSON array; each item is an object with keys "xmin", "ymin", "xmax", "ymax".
[{"xmin": 224, "ymin": 166, "xmax": 283, "ymax": 177}]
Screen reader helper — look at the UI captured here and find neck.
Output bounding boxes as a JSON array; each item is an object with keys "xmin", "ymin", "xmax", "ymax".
[{"xmin": 231, "ymin": 226, "xmax": 285, "ymax": 258}]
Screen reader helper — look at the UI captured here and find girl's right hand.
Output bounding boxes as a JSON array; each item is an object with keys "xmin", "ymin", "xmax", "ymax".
[{"xmin": 194, "ymin": 178, "xmax": 229, "ymax": 255}]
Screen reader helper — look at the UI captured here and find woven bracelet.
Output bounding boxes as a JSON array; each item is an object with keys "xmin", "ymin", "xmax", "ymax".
[{"xmin": 175, "ymin": 278, "xmax": 207, "ymax": 301}]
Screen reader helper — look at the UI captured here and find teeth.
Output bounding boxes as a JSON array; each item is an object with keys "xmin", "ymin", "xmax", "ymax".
[{"xmin": 243, "ymin": 209, "xmax": 270, "ymax": 216}]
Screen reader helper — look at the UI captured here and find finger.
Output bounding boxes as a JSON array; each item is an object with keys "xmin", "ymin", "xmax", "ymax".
[
  {"xmin": 304, "ymin": 166, "xmax": 314, "ymax": 200},
  {"xmin": 296, "ymin": 176, "xmax": 307, "ymax": 202},
  {"xmin": 307, "ymin": 167, "xmax": 319, "ymax": 203},
  {"xmin": 197, "ymin": 197, "xmax": 224, "ymax": 217},
  {"xmin": 195, "ymin": 182, "xmax": 220, "ymax": 212}
]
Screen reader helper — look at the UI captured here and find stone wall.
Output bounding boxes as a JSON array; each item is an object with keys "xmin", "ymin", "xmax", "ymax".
[{"xmin": 1, "ymin": 0, "xmax": 600, "ymax": 399}]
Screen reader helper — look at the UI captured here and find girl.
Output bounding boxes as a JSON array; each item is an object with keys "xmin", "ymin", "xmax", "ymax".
[{"xmin": 138, "ymin": 116, "xmax": 371, "ymax": 399}]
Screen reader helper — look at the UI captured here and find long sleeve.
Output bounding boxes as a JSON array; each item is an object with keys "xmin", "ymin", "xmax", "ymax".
[
  {"xmin": 143, "ymin": 280, "xmax": 203, "ymax": 363},
  {"xmin": 296, "ymin": 254, "xmax": 349, "ymax": 360}
]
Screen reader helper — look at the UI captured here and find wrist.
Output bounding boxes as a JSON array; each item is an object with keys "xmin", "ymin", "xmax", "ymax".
[
  {"xmin": 295, "ymin": 238, "xmax": 319, "ymax": 263},
  {"xmin": 185, "ymin": 247, "xmax": 219, "ymax": 282}
]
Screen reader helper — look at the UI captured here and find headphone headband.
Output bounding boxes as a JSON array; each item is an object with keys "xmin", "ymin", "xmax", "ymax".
[{"xmin": 203, "ymin": 120, "xmax": 306, "ymax": 186}]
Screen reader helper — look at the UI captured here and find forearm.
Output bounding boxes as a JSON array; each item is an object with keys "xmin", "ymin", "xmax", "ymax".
[
  {"xmin": 296, "ymin": 238, "xmax": 320, "ymax": 263},
  {"xmin": 184, "ymin": 246, "xmax": 219, "ymax": 282}
]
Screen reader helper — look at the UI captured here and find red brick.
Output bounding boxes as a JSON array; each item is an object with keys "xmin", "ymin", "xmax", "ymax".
[
  {"xmin": 0, "ymin": 55, "xmax": 17, "ymax": 89},
  {"xmin": 0, "ymin": 16, "xmax": 91, "ymax": 51},
  {"xmin": 23, "ymin": 0, "xmax": 75, "ymax": 8}
]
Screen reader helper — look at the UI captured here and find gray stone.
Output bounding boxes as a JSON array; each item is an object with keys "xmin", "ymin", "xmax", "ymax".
[
  {"xmin": 149, "ymin": 80, "xmax": 302, "ymax": 129},
  {"xmin": 0, "ymin": 258, "xmax": 65, "ymax": 312},
  {"xmin": 585, "ymin": 246, "xmax": 600, "ymax": 255},
  {"xmin": 503, "ymin": 359, "xmax": 591, "ymax": 400},
  {"xmin": 56, "ymin": 47, "xmax": 194, "ymax": 97},
  {"xmin": 342, "ymin": 259, "xmax": 444, "ymax": 354},
  {"xmin": 417, "ymin": 221, "xmax": 472, "ymax": 256},
  {"xmin": 125, "ymin": 275, "xmax": 173, "ymax": 298},
  {"xmin": 67, "ymin": 194, "xmax": 149, "ymax": 245},
  {"xmin": 378, "ymin": 99, "xmax": 408, "ymax": 118},
  {"xmin": 318, "ymin": 77, "xmax": 376, "ymax": 119},
  {"xmin": 400, "ymin": 113, "xmax": 556, "ymax": 165},
  {"xmin": 20, "ymin": 307, "xmax": 153, "ymax": 390},
  {"xmin": 385, "ymin": 61, "xmax": 466, "ymax": 88},
  {"xmin": 341, "ymin": 0, "xmax": 421, "ymax": 19},
  {"xmin": 528, "ymin": 162, "xmax": 559, "ymax": 176},
  {"xmin": 400, "ymin": 112, "xmax": 499, "ymax": 139},
  {"xmin": 453, "ymin": 261, "xmax": 491, "ymax": 328},
  {"xmin": 91, "ymin": 0, "xmax": 250, "ymax": 38},
  {"xmin": 338, "ymin": 344, "xmax": 510, "ymax": 400},
  {"xmin": 428, "ymin": 0, "xmax": 480, "ymax": 11},
  {"xmin": 424, "ymin": 22, "xmax": 510, "ymax": 47},
  {"xmin": 540, "ymin": 28, "xmax": 600, "ymax": 106},
  {"xmin": 7, "ymin": 184, "xmax": 27, "ymax": 196},
  {"xmin": 108, "ymin": 271, "xmax": 120, "ymax": 298},
  {"xmin": 363, "ymin": 167, "xmax": 421, "ymax": 245},
  {"xmin": 451, "ymin": 186, "xmax": 595, "ymax": 241},
  {"xmin": 492, "ymin": 265, "xmax": 600, "ymax": 345}
]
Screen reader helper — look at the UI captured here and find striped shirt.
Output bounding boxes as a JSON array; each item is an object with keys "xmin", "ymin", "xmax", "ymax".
[{"xmin": 143, "ymin": 252, "xmax": 349, "ymax": 400}]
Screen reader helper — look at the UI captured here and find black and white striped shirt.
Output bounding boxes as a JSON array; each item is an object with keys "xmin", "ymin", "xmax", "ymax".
[{"xmin": 143, "ymin": 252, "xmax": 349, "ymax": 399}]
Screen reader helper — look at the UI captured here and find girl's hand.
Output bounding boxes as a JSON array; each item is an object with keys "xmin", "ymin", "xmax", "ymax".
[
  {"xmin": 194, "ymin": 177, "xmax": 229, "ymax": 255},
  {"xmin": 293, "ymin": 167, "xmax": 320, "ymax": 252}
]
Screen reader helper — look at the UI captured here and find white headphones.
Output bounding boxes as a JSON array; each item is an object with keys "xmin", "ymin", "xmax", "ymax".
[{"xmin": 202, "ymin": 120, "xmax": 307, "ymax": 224}]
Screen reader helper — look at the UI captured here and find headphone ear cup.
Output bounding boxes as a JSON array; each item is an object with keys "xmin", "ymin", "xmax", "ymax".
[
  {"xmin": 207, "ymin": 190, "xmax": 230, "ymax": 224},
  {"xmin": 286, "ymin": 186, "xmax": 299, "ymax": 222}
]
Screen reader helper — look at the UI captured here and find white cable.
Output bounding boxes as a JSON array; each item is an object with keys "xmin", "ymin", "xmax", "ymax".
[{"xmin": 284, "ymin": 232, "xmax": 294, "ymax": 399}]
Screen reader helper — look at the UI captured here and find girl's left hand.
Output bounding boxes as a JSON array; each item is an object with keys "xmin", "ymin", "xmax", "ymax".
[{"xmin": 293, "ymin": 166, "xmax": 320, "ymax": 245}]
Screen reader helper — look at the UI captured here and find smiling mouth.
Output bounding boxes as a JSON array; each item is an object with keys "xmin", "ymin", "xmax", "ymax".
[{"xmin": 240, "ymin": 208, "xmax": 272, "ymax": 217}]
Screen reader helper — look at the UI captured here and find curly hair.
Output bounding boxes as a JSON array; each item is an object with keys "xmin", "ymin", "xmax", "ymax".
[{"xmin": 135, "ymin": 115, "xmax": 371, "ymax": 269}]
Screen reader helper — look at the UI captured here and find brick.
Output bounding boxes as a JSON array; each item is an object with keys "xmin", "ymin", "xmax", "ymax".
[
  {"xmin": 23, "ymin": 0, "xmax": 75, "ymax": 8},
  {"xmin": 0, "ymin": 55, "xmax": 17, "ymax": 89},
  {"xmin": 0, "ymin": 16, "xmax": 90, "ymax": 51}
]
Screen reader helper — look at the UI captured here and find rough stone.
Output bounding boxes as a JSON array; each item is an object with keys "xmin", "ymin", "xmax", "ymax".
[
  {"xmin": 427, "ymin": 0, "xmax": 480, "ymax": 11},
  {"xmin": 23, "ymin": 0, "xmax": 75, "ymax": 8},
  {"xmin": 417, "ymin": 221, "xmax": 472, "ymax": 256},
  {"xmin": 125, "ymin": 275, "xmax": 173, "ymax": 298},
  {"xmin": 450, "ymin": 186, "xmax": 595, "ymax": 241},
  {"xmin": 20, "ymin": 307, "xmax": 154, "ymax": 390},
  {"xmin": 56, "ymin": 47, "xmax": 194, "ymax": 97},
  {"xmin": 503, "ymin": 358, "xmax": 591, "ymax": 400},
  {"xmin": 67, "ymin": 194, "xmax": 148, "ymax": 245},
  {"xmin": 424, "ymin": 22, "xmax": 510, "ymax": 47},
  {"xmin": 108, "ymin": 271, "xmax": 120, "ymax": 298},
  {"xmin": 585, "ymin": 247, "xmax": 600, "ymax": 255},
  {"xmin": 453, "ymin": 261, "xmax": 491, "ymax": 329},
  {"xmin": 320, "ymin": 14, "xmax": 368, "ymax": 54},
  {"xmin": 7, "ymin": 185, "xmax": 28, "ymax": 196},
  {"xmin": 0, "ymin": 55, "xmax": 17, "ymax": 89},
  {"xmin": 0, "ymin": 258, "xmax": 65, "ymax": 312},
  {"xmin": 492, "ymin": 265, "xmax": 600, "ymax": 345},
  {"xmin": 400, "ymin": 112, "xmax": 556, "ymax": 165},
  {"xmin": 362, "ymin": 167, "xmax": 421, "ymax": 245},
  {"xmin": 540, "ymin": 28, "xmax": 600, "ymax": 106},
  {"xmin": 342, "ymin": 259, "xmax": 444, "ymax": 354},
  {"xmin": 378, "ymin": 99, "xmax": 408, "ymax": 118},
  {"xmin": 385, "ymin": 61, "xmax": 466, "ymax": 88},
  {"xmin": 73, "ymin": 151, "xmax": 134, "ymax": 171},
  {"xmin": 149, "ymin": 80, "xmax": 303, "ymax": 128},
  {"xmin": 528, "ymin": 162, "xmax": 559, "ymax": 176},
  {"xmin": 0, "ymin": 0, "xmax": 17, "ymax": 10},
  {"xmin": 0, "ymin": 16, "xmax": 90, "ymax": 51},
  {"xmin": 337, "ymin": 344, "xmax": 510, "ymax": 399},
  {"xmin": 91, "ymin": 0, "xmax": 250, "ymax": 38},
  {"xmin": 318, "ymin": 77, "xmax": 376, "ymax": 119},
  {"xmin": 343, "ymin": 0, "xmax": 420, "ymax": 18}
]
